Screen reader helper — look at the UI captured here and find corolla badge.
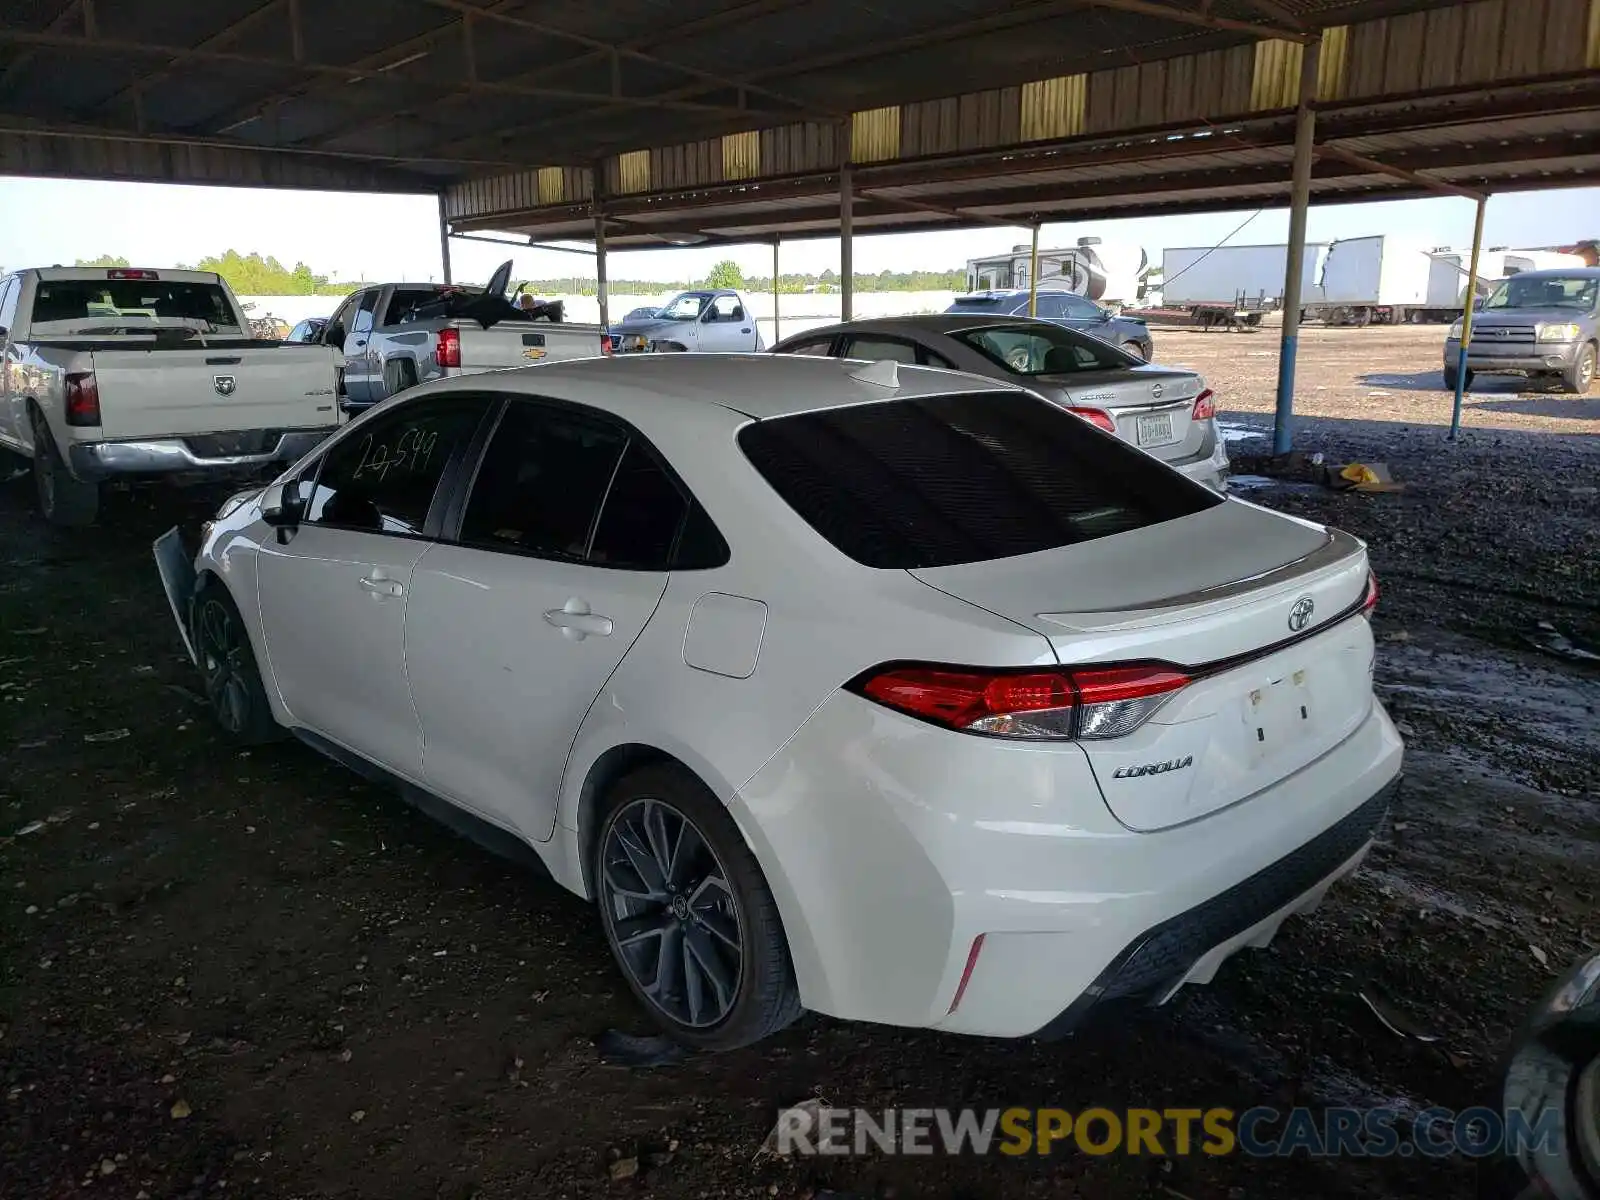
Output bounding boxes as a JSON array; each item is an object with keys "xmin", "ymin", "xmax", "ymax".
[
  {"xmin": 213, "ymin": 375, "xmax": 236, "ymax": 396},
  {"xmin": 1288, "ymin": 595, "xmax": 1315, "ymax": 632},
  {"xmin": 1112, "ymin": 755, "xmax": 1193, "ymax": 779}
]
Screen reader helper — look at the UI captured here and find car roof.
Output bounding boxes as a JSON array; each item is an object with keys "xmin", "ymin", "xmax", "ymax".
[
  {"xmin": 442, "ymin": 350, "xmax": 1016, "ymax": 420},
  {"xmin": 1499, "ymin": 267, "xmax": 1600, "ymax": 281},
  {"xmin": 774, "ymin": 313, "xmax": 1060, "ymax": 343}
]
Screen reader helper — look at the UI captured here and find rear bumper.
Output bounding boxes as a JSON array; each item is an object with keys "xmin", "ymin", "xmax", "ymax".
[
  {"xmin": 1169, "ymin": 436, "xmax": 1230, "ymax": 491},
  {"xmin": 68, "ymin": 429, "xmax": 331, "ymax": 480},
  {"xmin": 733, "ymin": 687, "xmax": 1403, "ymax": 1038}
]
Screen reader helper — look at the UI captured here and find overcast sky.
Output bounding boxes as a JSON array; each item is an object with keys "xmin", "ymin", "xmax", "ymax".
[{"xmin": 1, "ymin": 175, "xmax": 1595, "ymax": 289}]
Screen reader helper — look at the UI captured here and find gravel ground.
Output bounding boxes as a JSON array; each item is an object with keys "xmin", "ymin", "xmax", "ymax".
[{"xmin": 2, "ymin": 327, "xmax": 1597, "ymax": 1200}]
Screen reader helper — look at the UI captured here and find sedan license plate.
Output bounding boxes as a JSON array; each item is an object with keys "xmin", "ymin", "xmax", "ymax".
[
  {"xmin": 1245, "ymin": 669, "xmax": 1315, "ymax": 767},
  {"xmin": 1136, "ymin": 412, "xmax": 1176, "ymax": 447}
]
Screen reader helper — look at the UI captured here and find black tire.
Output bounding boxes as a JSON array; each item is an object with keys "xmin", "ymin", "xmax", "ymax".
[
  {"xmin": 30, "ymin": 411, "xmax": 99, "ymax": 527},
  {"xmin": 192, "ymin": 582, "xmax": 282, "ymax": 745},
  {"xmin": 1120, "ymin": 340, "xmax": 1146, "ymax": 361},
  {"xmin": 594, "ymin": 764, "xmax": 801, "ymax": 1051},
  {"xmin": 1443, "ymin": 362, "xmax": 1474, "ymax": 392},
  {"xmin": 384, "ymin": 359, "xmax": 418, "ymax": 400},
  {"xmin": 1561, "ymin": 342, "xmax": 1596, "ymax": 395}
]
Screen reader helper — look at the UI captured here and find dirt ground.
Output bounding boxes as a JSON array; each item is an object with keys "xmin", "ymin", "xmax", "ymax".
[{"xmin": 2, "ymin": 326, "xmax": 1597, "ymax": 1200}]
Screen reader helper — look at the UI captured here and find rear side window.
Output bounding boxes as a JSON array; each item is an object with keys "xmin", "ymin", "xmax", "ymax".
[
  {"xmin": 460, "ymin": 404, "xmax": 626, "ymax": 561},
  {"xmin": 738, "ymin": 391, "xmax": 1219, "ymax": 569}
]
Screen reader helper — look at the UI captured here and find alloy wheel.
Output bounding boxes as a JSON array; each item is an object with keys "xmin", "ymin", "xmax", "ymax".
[
  {"xmin": 196, "ymin": 598, "xmax": 250, "ymax": 734},
  {"xmin": 599, "ymin": 798, "xmax": 744, "ymax": 1028}
]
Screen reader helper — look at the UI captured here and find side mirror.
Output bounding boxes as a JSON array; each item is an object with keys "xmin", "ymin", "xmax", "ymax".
[
  {"xmin": 260, "ymin": 480, "xmax": 307, "ymax": 528},
  {"xmin": 323, "ymin": 322, "xmax": 346, "ymax": 347}
]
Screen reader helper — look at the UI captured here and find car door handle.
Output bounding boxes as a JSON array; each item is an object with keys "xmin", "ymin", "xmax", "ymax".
[
  {"xmin": 354, "ymin": 339, "xmax": 367, "ymax": 348},
  {"xmin": 741, "ymin": 327, "xmax": 751, "ymax": 333},
  {"xmin": 544, "ymin": 598, "xmax": 612, "ymax": 640},
  {"xmin": 359, "ymin": 575, "xmax": 403, "ymax": 597}
]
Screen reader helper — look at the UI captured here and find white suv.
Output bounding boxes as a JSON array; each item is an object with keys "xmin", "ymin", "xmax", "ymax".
[{"xmin": 160, "ymin": 353, "xmax": 1402, "ymax": 1049}]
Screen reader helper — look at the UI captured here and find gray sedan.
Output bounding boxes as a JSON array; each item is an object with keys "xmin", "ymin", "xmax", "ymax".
[
  {"xmin": 771, "ymin": 315, "xmax": 1229, "ymax": 490},
  {"xmin": 948, "ymin": 290, "xmax": 1154, "ymax": 360}
]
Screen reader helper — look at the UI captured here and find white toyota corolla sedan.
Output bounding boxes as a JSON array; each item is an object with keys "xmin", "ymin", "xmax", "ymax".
[{"xmin": 157, "ymin": 353, "xmax": 1402, "ymax": 1050}]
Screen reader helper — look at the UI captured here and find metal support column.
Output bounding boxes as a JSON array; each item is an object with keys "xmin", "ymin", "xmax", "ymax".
[
  {"xmin": 437, "ymin": 194, "xmax": 452, "ymax": 284},
  {"xmin": 772, "ymin": 237, "xmax": 781, "ymax": 344},
  {"xmin": 1272, "ymin": 35, "xmax": 1321, "ymax": 456},
  {"xmin": 840, "ymin": 163, "xmax": 854, "ymax": 323},
  {"xmin": 1028, "ymin": 224, "xmax": 1040, "ymax": 317},
  {"xmin": 1450, "ymin": 196, "xmax": 1487, "ymax": 441},
  {"xmin": 594, "ymin": 211, "xmax": 610, "ymax": 332}
]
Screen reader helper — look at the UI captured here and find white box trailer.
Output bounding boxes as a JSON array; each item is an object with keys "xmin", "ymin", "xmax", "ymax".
[{"xmin": 1161, "ymin": 242, "xmax": 1325, "ymax": 307}]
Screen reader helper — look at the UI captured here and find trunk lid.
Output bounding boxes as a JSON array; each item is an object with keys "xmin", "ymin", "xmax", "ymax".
[
  {"xmin": 911, "ymin": 501, "xmax": 1375, "ymax": 831},
  {"xmin": 1033, "ymin": 365, "xmax": 1206, "ymax": 464},
  {"xmin": 91, "ymin": 345, "xmax": 339, "ymax": 439}
]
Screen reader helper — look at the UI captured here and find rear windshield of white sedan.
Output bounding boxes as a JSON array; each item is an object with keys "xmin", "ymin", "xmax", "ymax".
[{"xmin": 738, "ymin": 390, "xmax": 1220, "ymax": 569}]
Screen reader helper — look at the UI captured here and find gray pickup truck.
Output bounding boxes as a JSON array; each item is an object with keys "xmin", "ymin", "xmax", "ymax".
[
  {"xmin": 1444, "ymin": 267, "xmax": 1599, "ymax": 394},
  {"xmin": 326, "ymin": 261, "xmax": 609, "ymax": 411}
]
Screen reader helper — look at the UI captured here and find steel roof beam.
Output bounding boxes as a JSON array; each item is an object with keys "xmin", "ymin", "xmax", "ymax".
[
  {"xmin": 0, "ymin": 27, "xmax": 793, "ymax": 118},
  {"xmin": 0, "ymin": 0, "xmax": 83, "ymax": 98},
  {"xmin": 298, "ymin": 0, "xmax": 817, "ymax": 152},
  {"xmin": 414, "ymin": 0, "xmax": 835, "ymax": 120},
  {"xmin": 1314, "ymin": 143, "xmax": 1486, "ymax": 200},
  {"xmin": 1072, "ymin": 0, "xmax": 1309, "ymax": 42},
  {"xmin": 857, "ymin": 188, "xmax": 1037, "ymax": 231},
  {"xmin": 429, "ymin": 0, "xmax": 1119, "ymax": 159},
  {"xmin": 95, "ymin": 0, "xmax": 285, "ymax": 119}
]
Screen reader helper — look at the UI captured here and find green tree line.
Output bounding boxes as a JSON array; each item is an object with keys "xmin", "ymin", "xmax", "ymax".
[{"xmin": 75, "ymin": 251, "xmax": 358, "ymax": 296}]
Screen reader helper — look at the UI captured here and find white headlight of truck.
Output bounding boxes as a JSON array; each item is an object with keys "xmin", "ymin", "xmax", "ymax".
[{"xmin": 1447, "ymin": 321, "xmax": 1463, "ymax": 339}]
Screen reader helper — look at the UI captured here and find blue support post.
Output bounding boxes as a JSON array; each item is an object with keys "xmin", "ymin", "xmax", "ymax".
[{"xmin": 1272, "ymin": 36, "xmax": 1321, "ymax": 456}]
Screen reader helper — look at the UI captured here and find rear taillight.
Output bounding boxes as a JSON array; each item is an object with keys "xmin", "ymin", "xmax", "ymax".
[
  {"xmin": 600, "ymin": 334, "xmax": 613, "ymax": 357},
  {"xmin": 1361, "ymin": 570, "xmax": 1379, "ymax": 616},
  {"xmin": 1065, "ymin": 406, "xmax": 1116, "ymax": 434},
  {"xmin": 64, "ymin": 371, "xmax": 101, "ymax": 426},
  {"xmin": 852, "ymin": 662, "xmax": 1189, "ymax": 741},
  {"xmin": 1191, "ymin": 387, "xmax": 1215, "ymax": 420},
  {"xmin": 435, "ymin": 327, "xmax": 461, "ymax": 369}
]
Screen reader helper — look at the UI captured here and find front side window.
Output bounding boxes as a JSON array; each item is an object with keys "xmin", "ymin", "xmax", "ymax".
[
  {"xmin": 1061, "ymin": 294, "xmax": 1102, "ymax": 319},
  {"xmin": 739, "ymin": 391, "xmax": 1218, "ymax": 569},
  {"xmin": 0, "ymin": 277, "xmax": 18, "ymax": 332},
  {"xmin": 953, "ymin": 322, "xmax": 1132, "ymax": 375},
  {"xmin": 305, "ymin": 396, "xmax": 490, "ymax": 535}
]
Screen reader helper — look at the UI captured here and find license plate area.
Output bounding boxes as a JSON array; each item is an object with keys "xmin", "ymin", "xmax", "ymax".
[
  {"xmin": 1136, "ymin": 411, "xmax": 1176, "ymax": 447},
  {"xmin": 1244, "ymin": 668, "xmax": 1315, "ymax": 767}
]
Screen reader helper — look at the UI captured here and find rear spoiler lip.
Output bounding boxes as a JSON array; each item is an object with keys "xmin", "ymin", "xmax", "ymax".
[{"xmin": 1035, "ymin": 527, "xmax": 1364, "ymax": 633}]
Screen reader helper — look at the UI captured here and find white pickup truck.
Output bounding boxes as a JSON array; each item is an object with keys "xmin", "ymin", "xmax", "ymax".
[
  {"xmin": 0, "ymin": 267, "xmax": 341, "ymax": 526},
  {"xmin": 325, "ymin": 260, "xmax": 610, "ymax": 411}
]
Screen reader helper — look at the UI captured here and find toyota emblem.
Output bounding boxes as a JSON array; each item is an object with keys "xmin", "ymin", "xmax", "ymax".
[
  {"xmin": 213, "ymin": 375, "xmax": 236, "ymax": 397},
  {"xmin": 1288, "ymin": 596, "xmax": 1315, "ymax": 632}
]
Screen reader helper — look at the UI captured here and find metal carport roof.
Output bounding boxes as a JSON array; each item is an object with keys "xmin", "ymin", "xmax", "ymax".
[{"xmin": 2, "ymin": 0, "xmax": 1596, "ymax": 227}]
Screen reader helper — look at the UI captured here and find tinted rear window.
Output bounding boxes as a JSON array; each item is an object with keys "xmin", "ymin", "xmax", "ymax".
[{"xmin": 738, "ymin": 391, "xmax": 1219, "ymax": 569}]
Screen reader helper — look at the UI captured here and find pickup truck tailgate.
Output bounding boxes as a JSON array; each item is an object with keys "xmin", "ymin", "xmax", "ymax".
[
  {"xmin": 92, "ymin": 346, "xmax": 339, "ymax": 439},
  {"xmin": 456, "ymin": 323, "xmax": 600, "ymax": 370}
]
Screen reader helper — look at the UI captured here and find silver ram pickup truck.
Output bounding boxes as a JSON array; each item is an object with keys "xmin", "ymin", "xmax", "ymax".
[
  {"xmin": 1444, "ymin": 268, "xmax": 1599, "ymax": 394},
  {"xmin": 0, "ymin": 267, "xmax": 341, "ymax": 526},
  {"xmin": 324, "ymin": 261, "xmax": 610, "ymax": 411}
]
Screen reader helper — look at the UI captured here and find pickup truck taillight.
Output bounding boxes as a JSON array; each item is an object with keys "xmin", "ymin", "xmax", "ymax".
[
  {"xmin": 64, "ymin": 372, "xmax": 101, "ymax": 426},
  {"xmin": 600, "ymin": 335, "xmax": 613, "ymax": 357},
  {"xmin": 435, "ymin": 327, "xmax": 461, "ymax": 369}
]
